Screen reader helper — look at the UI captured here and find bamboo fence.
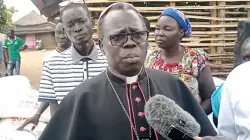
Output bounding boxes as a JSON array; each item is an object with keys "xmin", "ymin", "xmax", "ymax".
[{"xmin": 84, "ymin": 0, "xmax": 250, "ymax": 78}]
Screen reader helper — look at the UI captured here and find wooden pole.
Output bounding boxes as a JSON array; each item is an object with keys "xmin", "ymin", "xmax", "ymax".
[{"xmin": 210, "ymin": 1, "xmax": 217, "ymax": 54}]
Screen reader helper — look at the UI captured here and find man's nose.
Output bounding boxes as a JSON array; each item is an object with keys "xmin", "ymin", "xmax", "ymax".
[
  {"xmin": 74, "ymin": 23, "xmax": 83, "ymax": 32},
  {"xmin": 123, "ymin": 36, "xmax": 136, "ymax": 48}
]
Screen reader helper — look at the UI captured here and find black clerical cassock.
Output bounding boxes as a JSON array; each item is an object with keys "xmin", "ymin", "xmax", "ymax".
[{"xmin": 38, "ymin": 68, "xmax": 217, "ymax": 140}]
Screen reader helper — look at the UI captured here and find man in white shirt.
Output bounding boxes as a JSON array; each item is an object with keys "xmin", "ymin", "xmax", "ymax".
[{"xmin": 218, "ymin": 61, "xmax": 250, "ymax": 140}]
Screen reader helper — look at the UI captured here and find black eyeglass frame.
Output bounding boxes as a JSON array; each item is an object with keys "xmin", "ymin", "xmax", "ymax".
[{"xmin": 108, "ymin": 30, "xmax": 149, "ymax": 46}]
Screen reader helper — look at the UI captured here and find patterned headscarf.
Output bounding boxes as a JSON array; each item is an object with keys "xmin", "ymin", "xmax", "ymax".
[{"xmin": 160, "ymin": 8, "xmax": 192, "ymax": 37}]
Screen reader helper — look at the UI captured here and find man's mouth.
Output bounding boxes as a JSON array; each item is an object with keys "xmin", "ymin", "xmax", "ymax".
[
  {"xmin": 76, "ymin": 34, "xmax": 86, "ymax": 39},
  {"xmin": 124, "ymin": 55, "xmax": 138, "ymax": 59},
  {"xmin": 58, "ymin": 39, "xmax": 67, "ymax": 43},
  {"xmin": 123, "ymin": 56, "xmax": 140, "ymax": 64},
  {"xmin": 58, "ymin": 42, "xmax": 67, "ymax": 45},
  {"xmin": 123, "ymin": 53, "xmax": 140, "ymax": 64},
  {"xmin": 124, "ymin": 53, "xmax": 139, "ymax": 59}
]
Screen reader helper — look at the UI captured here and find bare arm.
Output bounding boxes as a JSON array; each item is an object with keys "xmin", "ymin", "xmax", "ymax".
[
  {"xmin": 36, "ymin": 102, "xmax": 49, "ymax": 115},
  {"xmin": 20, "ymin": 44, "xmax": 27, "ymax": 51},
  {"xmin": 17, "ymin": 102, "xmax": 49, "ymax": 130},
  {"xmin": 49, "ymin": 103, "xmax": 58, "ymax": 117},
  {"xmin": 3, "ymin": 48, "xmax": 8, "ymax": 62},
  {"xmin": 198, "ymin": 66, "xmax": 216, "ymax": 115},
  {"xmin": 18, "ymin": 61, "xmax": 56, "ymax": 130},
  {"xmin": 18, "ymin": 37, "xmax": 27, "ymax": 51}
]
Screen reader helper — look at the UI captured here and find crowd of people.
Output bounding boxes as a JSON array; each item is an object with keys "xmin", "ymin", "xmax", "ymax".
[{"xmin": 1, "ymin": 1, "xmax": 250, "ymax": 140}]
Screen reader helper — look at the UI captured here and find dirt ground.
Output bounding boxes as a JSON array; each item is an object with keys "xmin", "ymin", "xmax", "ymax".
[{"xmin": 20, "ymin": 50, "xmax": 53, "ymax": 89}]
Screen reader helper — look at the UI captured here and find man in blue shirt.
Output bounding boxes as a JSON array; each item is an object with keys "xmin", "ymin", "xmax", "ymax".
[{"xmin": 0, "ymin": 40, "xmax": 7, "ymax": 77}]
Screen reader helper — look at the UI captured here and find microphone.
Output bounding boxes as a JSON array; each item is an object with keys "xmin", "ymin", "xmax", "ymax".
[{"xmin": 144, "ymin": 94, "xmax": 200, "ymax": 140}]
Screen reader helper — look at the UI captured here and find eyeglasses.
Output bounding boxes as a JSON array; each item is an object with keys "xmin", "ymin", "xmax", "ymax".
[{"xmin": 109, "ymin": 31, "xmax": 149, "ymax": 46}]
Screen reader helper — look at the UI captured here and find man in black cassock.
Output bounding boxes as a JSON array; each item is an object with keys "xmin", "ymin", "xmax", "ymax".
[{"xmin": 39, "ymin": 2, "xmax": 217, "ymax": 140}]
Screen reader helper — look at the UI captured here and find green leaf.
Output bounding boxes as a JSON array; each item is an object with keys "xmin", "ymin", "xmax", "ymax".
[{"xmin": 0, "ymin": 1, "xmax": 15, "ymax": 33}]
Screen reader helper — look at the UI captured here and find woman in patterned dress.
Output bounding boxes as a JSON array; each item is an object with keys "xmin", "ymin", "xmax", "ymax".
[{"xmin": 146, "ymin": 8, "xmax": 215, "ymax": 115}]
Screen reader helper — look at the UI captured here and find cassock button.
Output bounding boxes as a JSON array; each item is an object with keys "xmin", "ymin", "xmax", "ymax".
[
  {"xmin": 138, "ymin": 112, "xmax": 145, "ymax": 118},
  {"xmin": 132, "ymin": 84, "xmax": 138, "ymax": 89},
  {"xmin": 135, "ymin": 97, "xmax": 141, "ymax": 103},
  {"xmin": 140, "ymin": 127, "xmax": 146, "ymax": 132}
]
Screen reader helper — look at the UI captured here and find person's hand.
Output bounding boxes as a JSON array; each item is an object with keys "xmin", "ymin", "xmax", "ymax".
[
  {"xmin": 16, "ymin": 114, "xmax": 41, "ymax": 131},
  {"xmin": 194, "ymin": 136, "xmax": 228, "ymax": 140}
]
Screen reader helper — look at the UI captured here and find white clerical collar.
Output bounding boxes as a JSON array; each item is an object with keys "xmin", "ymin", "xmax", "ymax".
[
  {"xmin": 108, "ymin": 67, "xmax": 143, "ymax": 84},
  {"xmin": 126, "ymin": 75, "xmax": 139, "ymax": 84}
]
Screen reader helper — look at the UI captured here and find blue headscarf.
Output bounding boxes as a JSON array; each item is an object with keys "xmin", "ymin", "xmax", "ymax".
[{"xmin": 160, "ymin": 8, "xmax": 192, "ymax": 37}]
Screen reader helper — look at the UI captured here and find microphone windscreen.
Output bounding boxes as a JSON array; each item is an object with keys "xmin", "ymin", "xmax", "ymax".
[{"xmin": 144, "ymin": 94, "xmax": 200, "ymax": 139}]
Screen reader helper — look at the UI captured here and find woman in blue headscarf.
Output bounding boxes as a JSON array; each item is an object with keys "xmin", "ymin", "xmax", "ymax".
[{"xmin": 147, "ymin": 8, "xmax": 215, "ymax": 115}]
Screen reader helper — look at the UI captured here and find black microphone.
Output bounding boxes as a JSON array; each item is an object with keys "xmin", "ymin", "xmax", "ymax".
[{"xmin": 144, "ymin": 94, "xmax": 200, "ymax": 140}]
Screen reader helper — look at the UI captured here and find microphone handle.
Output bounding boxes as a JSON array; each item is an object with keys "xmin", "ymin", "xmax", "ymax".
[{"xmin": 166, "ymin": 125, "xmax": 195, "ymax": 140}]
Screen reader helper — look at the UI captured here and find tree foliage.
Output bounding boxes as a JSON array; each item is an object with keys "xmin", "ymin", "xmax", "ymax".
[{"xmin": 0, "ymin": 0, "xmax": 16, "ymax": 33}]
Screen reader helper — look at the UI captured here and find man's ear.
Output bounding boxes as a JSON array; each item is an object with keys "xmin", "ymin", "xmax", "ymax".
[{"xmin": 98, "ymin": 40, "xmax": 105, "ymax": 55}]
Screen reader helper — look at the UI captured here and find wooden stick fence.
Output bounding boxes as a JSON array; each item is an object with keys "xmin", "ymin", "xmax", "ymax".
[{"xmin": 84, "ymin": 0, "xmax": 250, "ymax": 78}]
